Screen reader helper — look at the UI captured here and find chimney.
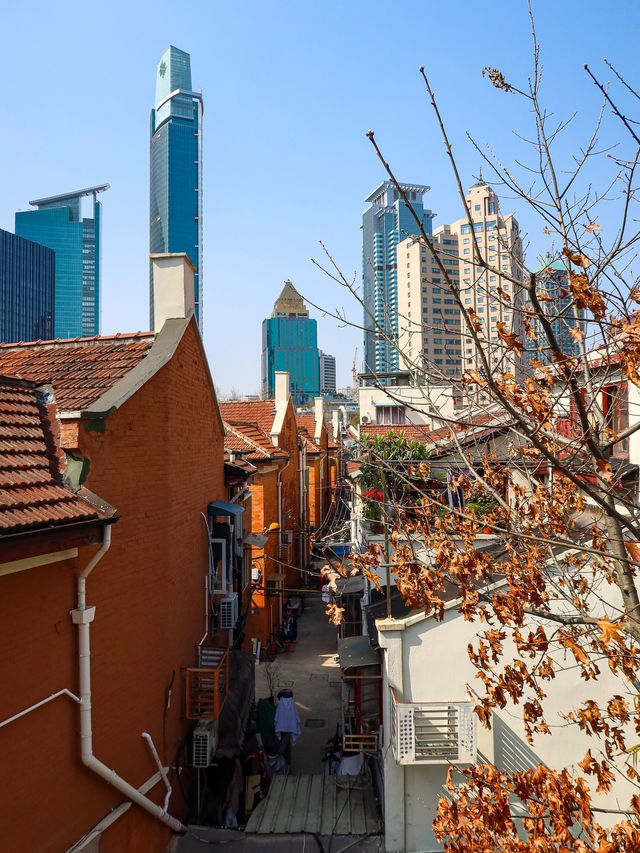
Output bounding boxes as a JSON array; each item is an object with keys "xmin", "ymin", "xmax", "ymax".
[
  {"xmin": 274, "ymin": 371, "xmax": 290, "ymax": 406},
  {"xmin": 151, "ymin": 253, "xmax": 195, "ymax": 333},
  {"xmin": 331, "ymin": 410, "xmax": 340, "ymax": 441},
  {"xmin": 314, "ymin": 397, "xmax": 324, "ymax": 440}
]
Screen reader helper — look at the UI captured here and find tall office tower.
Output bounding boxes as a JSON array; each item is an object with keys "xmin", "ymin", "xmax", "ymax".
[
  {"xmin": 448, "ymin": 178, "xmax": 523, "ymax": 376},
  {"xmin": 150, "ymin": 46, "xmax": 203, "ymax": 328},
  {"xmin": 319, "ymin": 351, "xmax": 337, "ymax": 394},
  {"xmin": 524, "ymin": 257, "xmax": 585, "ymax": 367},
  {"xmin": 397, "ymin": 230, "xmax": 462, "ymax": 379},
  {"xmin": 262, "ymin": 281, "xmax": 320, "ymax": 404},
  {"xmin": 0, "ymin": 229, "xmax": 55, "ymax": 343},
  {"xmin": 15, "ymin": 186, "xmax": 108, "ymax": 339},
  {"xmin": 362, "ymin": 181, "xmax": 435, "ymax": 380}
]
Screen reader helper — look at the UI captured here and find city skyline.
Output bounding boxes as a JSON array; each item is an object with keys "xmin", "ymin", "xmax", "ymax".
[{"xmin": 1, "ymin": 1, "xmax": 636, "ymax": 392}]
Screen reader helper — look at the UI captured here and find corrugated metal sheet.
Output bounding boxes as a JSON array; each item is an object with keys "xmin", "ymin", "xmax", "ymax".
[{"xmin": 245, "ymin": 774, "xmax": 381, "ymax": 836}]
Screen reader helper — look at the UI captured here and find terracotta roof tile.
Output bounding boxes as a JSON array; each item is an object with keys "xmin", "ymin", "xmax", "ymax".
[
  {"xmin": 219, "ymin": 401, "xmax": 276, "ymax": 435},
  {"xmin": 0, "ymin": 332, "xmax": 155, "ymax": 412},
  {"xmin": 223, "ymin": 420, "xmax": 288, "ymax": 463},
  {"xmin": 0, "ymin": 377, "xmax": 111, "ymax": 536}
]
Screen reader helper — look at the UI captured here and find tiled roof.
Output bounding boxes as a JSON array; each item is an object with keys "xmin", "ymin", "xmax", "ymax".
[
  {"xmin": 0, "ymin": 377, "xmax": 111, "ymax": 535},
  {"xmin": 360, "ymin": 414, "xmax": 512, "ymax": 454},
  {"xmin": 224, "ymin": 420, "xmax": 287, "ymax": 463},
  {"xmin": 0, "ymin": 332, "xmax": 155, "ymax": 412},
  {"xmin": 298, "ymin": 425, "xmax": 321, "ymax": 453},
  {"xmin": 219, "ymin": 401, "xmax": 276, "ymax": 434},
  {"xmin": 360, "ymin": 423, "xmax": 437, "ymax": 442}
]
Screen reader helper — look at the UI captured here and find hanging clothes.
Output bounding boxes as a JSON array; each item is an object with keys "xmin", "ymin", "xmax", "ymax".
[{"xmin": 447, "ymin": 468, "xmax": 465, "ymax": 510}]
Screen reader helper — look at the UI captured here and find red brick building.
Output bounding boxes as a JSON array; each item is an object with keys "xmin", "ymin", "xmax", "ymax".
[{"xmin": 0, "ymin": 306, "xmax": 227, "ymax": 851}]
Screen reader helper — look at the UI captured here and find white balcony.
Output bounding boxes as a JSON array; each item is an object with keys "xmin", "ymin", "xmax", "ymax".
[{"xmin": 391, "ymin": 689, "xmax": 476, "ymax": 765}]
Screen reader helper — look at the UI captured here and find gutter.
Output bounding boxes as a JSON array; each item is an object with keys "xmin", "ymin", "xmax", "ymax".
[{"xmin": 71, "ymin": 526, "xmax": 186, "ymax": 834}]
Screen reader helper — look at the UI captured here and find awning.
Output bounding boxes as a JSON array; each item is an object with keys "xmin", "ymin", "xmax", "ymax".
[
  {"xmin": 337, "ymin": 635, "xmax": 380, "ymax": 673},
  {"xmin": 208, "ymin": 499, "xmax": 244, "ymax": 517},
  {"xmin": 335, "ymin": 575, "xmax": 365, "ymax": 596}
]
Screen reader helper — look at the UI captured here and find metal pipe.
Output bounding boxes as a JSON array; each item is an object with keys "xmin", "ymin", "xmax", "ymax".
[
  {"xmin": 72, "ymin": 526, "xmax": 185, "ymax": 834},
  {"xmin": 141, "ymin": 732, "xmax": 172, "ymax": 813}
]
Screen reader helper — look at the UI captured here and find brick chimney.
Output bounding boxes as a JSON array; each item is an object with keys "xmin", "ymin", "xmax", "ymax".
[{"xmin": 151, "ymin": 253, "xmax": 195, "ymax": 333}]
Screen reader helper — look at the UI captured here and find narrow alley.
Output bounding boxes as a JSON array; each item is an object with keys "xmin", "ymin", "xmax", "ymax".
[{"xmin": 254, "ymin": 583, "xmax": 342, "ymax": 774}]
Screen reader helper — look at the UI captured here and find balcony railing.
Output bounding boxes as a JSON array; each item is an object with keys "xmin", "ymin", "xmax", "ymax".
[
  {"xmin": 185, "ymin": 648, "xmax": 229, "ymax": 721},
  {"xmin": 391, "ymin": 689, "xmax": 476, "ymax": 765}
]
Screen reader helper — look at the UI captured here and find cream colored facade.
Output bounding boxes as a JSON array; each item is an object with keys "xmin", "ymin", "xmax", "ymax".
[
  {"xmin": 396, "ymin": 181, "xmax": 523, "ymax": 383},
  {"xmin": 447, "ymin": 180, "xmax": 523, "ymax": 375},
  {"xmin": 397, "ymin": 231, "xmax": 462, "ymax": 379}
]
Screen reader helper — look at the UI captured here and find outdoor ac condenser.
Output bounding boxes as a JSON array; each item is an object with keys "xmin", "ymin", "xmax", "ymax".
[
  {"xmin": 192, "ymin": 720, "xmax": 218, "ymax": 768},
  {"xmin": 219, "ymin": 593, "xmax": 238, "ymax": 630}
]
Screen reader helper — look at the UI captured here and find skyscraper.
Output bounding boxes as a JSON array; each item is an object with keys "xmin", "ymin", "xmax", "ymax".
[
  {"xmin": 362, "ymin": 181, "xmax": 435, "ymax": 379},
  {"xmin": 150, "ymin": 46, "xmax": 203, "ymax": 327},
  {"xmin": 524, "ymin": 258, "xmax": 585, "ymax": 366},
  {"xmin": 262, "ymin": 281, "xmax": 320, "ymax": 404},
  {"xmin": 0, "ymin": 228, "xmax": 55, "ymax": 343},
  {"xmin": 319, "ymin": 351, "xmax": 337, "ymax": 394},
  {"xmin": 15, "ymin": 185, "xmax": 107, "ymax": 339},
  {"xmin": 446, "ymin": 178, "xmax": 523, "ymax": 377}
]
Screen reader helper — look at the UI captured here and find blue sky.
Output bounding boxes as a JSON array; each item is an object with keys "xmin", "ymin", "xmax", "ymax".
[{"xmin": 2, "ymin": 0, "xmax": 638, "ymax": 393}]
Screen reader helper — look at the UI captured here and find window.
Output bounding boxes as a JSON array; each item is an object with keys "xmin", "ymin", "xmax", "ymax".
[
  {"xmin": 433, "ymin": 298, "xmax": 441, "ymax": 304},
  {"xmin": 603, "ymin": 383, "xmax": 629, "ymax": 458},
  {"xmin": 444, "ymin": 299, "xmax": 454, "ymax": 304},
  {"xmin": 463, "ymin": 238, "xmax": 470, "ymax": 244},
  {"xmin": 443, "ymin": 238, "xmax": 453, "ymax": 245},
  {"xmin": 488, "ymin": 201, "xmax": 495, "ymax": 214},
  {"xmin": 485, "ymin": 220, "xmax": 496, "ymax": 230},
  {"xmin": 474, "ymin": 204, "xmax": 481, "ymax": 211},
  {"xmin": 461, "ymin": 224, "xmax": 471, "ymax": 234},
  {"xmin": 490, "ymin": 275, "xmax": 496, "ymax": 281},
  {"xmin": 434, "ymin": 348, "xmax": 442, "ymax": 354},
  {"xmin": 376, "ymin": 406, "xmax": 406, "ymax": 425},
  {"xmin": 464, "ymin": 248, "xmax": 470, "ymax": 254}
]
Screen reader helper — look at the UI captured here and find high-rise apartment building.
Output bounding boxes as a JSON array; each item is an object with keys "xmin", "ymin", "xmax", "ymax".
[
  {"xmin": 262, "ymin": 281, "xmax": 320, "ymax": 404},
  {"xmin": 150, "ymin": 46, "xmax": 203, "ymax": 327},
  {"xmin": 0, "ymin": 229, "xmax": 55, "ymax": 343},
  {"xmin": 15, "ymin": 185, "xmax": 107, "ymax": 339},
  {"xmin": 448, "ymin": 179, "xmax": 523, "ymax": 376},
  {"xmin": 397, "ymin": 231, "xmax": 462, "ymax": 379},
  {"xmin": 319, "ymin": 351, "xmax": 337, "ymax": 394},
  {"xmin": 362, "ymin": 181, "xmax": 435, "ymax": 379},
  {"xmin": 394, "ymin": 179, "xmax": 523, "ymax": 382}
]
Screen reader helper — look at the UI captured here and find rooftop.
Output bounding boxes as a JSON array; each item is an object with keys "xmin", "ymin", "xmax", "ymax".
[
  {"xmin": 0, "ymin": 377, "xmax": 112, "ymax": 536},
  {"xmin": 29, "ymin": 184, "xmax": 110, "ymax": 207},
  {"xmin": 0, "ymin": 332, "xmax": 155, "ymax": 413},
  {"xmin": 223, "ymin": 420, "xmax": 288, "ymax": 463},
  {"xmin": 219, "ymin": 400, "xmax": 276, "ymax": 435},
  {"xmin": 272, "ymin": 280, "xmax": 308, "ymax": 317}
]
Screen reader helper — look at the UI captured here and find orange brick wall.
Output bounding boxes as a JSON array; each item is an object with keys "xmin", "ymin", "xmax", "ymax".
[{"xmin": 0, "ymin": 319, "xmax": 226, "ymax": 852}]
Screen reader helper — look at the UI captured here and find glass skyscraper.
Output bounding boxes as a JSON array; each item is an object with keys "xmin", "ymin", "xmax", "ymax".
[
  {"xmin": 15, "ymin": 185, "xmax": 107, "ymax": 339},
  {"xmin": 0, "ymin": 228, "xmax": 55, "ymax": 343},
  {"xmin": 362, "ymin": 181, "xmax": 434, "ymax": 378},
  {"xmin": 150, "ymin": 46, "xmax": 203, "ymax": 327},
  {"xmin": 262, "ymin": 281, "xmax": 320, "ymax": 405}
]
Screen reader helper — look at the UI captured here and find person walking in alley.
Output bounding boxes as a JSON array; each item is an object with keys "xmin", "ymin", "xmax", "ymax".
[{"xmin": 274, "ymin": 689, "xmax": 301, "ymax": 767}]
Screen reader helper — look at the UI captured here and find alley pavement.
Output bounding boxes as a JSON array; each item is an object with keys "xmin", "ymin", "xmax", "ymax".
[{"xmin": 254, "ymin": 584, "xmax": 342, "ymax": 774}]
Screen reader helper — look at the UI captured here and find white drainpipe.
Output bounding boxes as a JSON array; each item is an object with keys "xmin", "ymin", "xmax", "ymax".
[{"xmin": 71, "ymin": 525, "xmax": 185, "ymax": 834}]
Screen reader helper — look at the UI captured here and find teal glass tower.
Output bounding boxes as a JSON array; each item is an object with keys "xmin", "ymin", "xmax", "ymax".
[
  {"xmin": 150, "ymin": 46, "xmax": 203, "ymax": 327},
  {"xmin": 0, "ymin": 228, "xmax": 55, "ymax": 343},
  {"xmin": 15, "ymin": 185, "xmax": 107, "ymax": 339},
  {"xmin": 262, "ymin": 281, "xmax": 320, "ymax": 405},
  {"xmin": 362, "ymin": 181, "xmax": 434, "ymax": 378}
]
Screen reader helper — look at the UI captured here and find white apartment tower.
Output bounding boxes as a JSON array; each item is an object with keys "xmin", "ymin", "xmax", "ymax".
[
  {"xmin": 396, "ymin": 178, "xmax": 523, "ymax": 381},
  {"xmin": 397, "ymin": 231, "xmax": 462, "ymax": 379}
]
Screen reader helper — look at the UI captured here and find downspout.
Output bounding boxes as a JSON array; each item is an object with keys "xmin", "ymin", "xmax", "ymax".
[
  {"xmin": 71, "ymin": 525, "xmax": 185, "ymax": 834},
  {"xmin": 299, "ymin": 437, "xmax": 307, "ymax": 576}
]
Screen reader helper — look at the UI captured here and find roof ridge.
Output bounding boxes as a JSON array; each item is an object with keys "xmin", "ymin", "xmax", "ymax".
[
  {"xmin": 224, "ymin": 422, "xmax": 270, "ymax": 457},
  {"xmin": 0, "ymin": 331, "xmax": 155, "ymax": 350}
]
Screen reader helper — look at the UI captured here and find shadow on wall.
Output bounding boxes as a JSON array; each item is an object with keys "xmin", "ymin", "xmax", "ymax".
[{"xmin": 493, "ymin": 713, "xmax": 544, "ymax": 775}]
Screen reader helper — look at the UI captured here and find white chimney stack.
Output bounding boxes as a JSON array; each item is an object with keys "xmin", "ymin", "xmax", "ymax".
[
  {"xmin": 274, "ymin": 371, "xmax": 290, "ymax": 406},
  {"xmin": 314, "ymin": 397, "xmax": 324, "ymax": 441},
  {"xmin": 151, "ymin": 253, "xmax": 195, "ymax": 333}
]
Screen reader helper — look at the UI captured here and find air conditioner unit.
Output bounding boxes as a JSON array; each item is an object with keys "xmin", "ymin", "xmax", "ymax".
[
  {"xmin": 192, "ymin": 720, "xmax": 218, "ymax": 768},
  {"xmin": 219, "ymin": 593, "xmax": 238, "ymax": 630}
]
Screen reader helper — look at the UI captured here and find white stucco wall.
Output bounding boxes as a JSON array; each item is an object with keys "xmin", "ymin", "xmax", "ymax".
[
  {"xmin": 378, "ymin": 590, "xmax": 638, "ymax": 852},
  {"xmin": 359, "ymin": 385, "xmax": 457, "ymax": 428}
]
